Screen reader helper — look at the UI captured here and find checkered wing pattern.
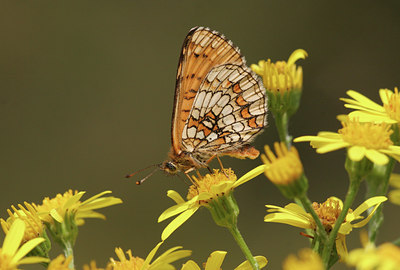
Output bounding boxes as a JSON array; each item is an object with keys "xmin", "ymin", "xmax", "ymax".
[
  {"xmin": 171, "ymin": 27, "xmax": 245, "ymax": 155},
  {"xmin": 181, "ymin": 64, "xmax": 267, "ymax": 164}
]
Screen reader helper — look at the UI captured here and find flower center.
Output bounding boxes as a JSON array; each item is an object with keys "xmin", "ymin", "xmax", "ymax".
[
  {"xmin": 34, "ymin": 190, "xmax": 80, "ymax": 224},
  {"xmin": 339, "ymin": 120, "xmax": 393, "ymax": 149},
  {"xmin": 313, "ymin": 198, "xmax": 346, "ymax": 232},
  {"xmin": 111, "ymin": 249, "xmax": 144, "ymax": 270},
  {"xmin": 186, "ymin": 169, "xmax": 237, "ymax": 201},
  {"xmin": 383, "ymin": 87, "xmax": 400, "ymax": 122}
]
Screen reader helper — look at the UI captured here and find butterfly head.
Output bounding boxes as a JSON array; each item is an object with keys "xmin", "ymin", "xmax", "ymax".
[{"xmin": 160, "ymin": 160, "xmax": 179, "ymax": 175}]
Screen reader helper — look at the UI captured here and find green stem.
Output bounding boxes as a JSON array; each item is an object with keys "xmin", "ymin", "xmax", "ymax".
[
  {"xmin": 321, "ymin": 178, "xmax": 361, "ymax": 268},
  {"xmin": 298, "ymin": 194, "xmax": 328, "ymax": 243},
  {"xmin": 228, "ymin": 225, "xmax": 259, "ymax": 270},
  {"xmin": 274, "ymin": 112, "xmax": 291, "ymax": 148},
  {"xmin": 63, "ymin": 241, "xmax": 75, "ymax": 269}
]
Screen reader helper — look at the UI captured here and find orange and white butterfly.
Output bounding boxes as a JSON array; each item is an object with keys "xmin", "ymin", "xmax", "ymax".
[
  {"xmin": 160, "ymin": 27, "xmax": 268, "ymax": 175},
  {"xmin": 131, "ymin": 27, "xmax": 268, "ymax": 183}
]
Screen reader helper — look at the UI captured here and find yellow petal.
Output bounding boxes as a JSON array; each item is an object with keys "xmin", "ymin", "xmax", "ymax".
[
  {"xmin": 181, "ymin": 260, "xmax": 201, "ymax": 270},
  {"xmin": 264, "ymin": 213, "xmax": 313, "ymax": 229},
  {"xmin": 161, "ymin": 207, "xmax": 198, "ymax": 241},
  {"xmin": 2, "ymin": 219, "xmax": 25, "ymax": 256},
  {"xmin": 352, "ymin": 196, "xmax": 387, "ymax": 228},
  {"xmin": 347, "ymin": 146, "xmax": 366, "ymax": 161},
  {"xmin": 79, "ymin": 197, "xmax": 122, "ymax": 211},
  {"xmin": 365, "ymin": 149, "xmax": 389, "ymax": 165},
  {"xmin": 316, "ymin": 132, "xmax": 342, "ymax": 139},
  {"xmin": 346, "ymin": 90, "xmax": 384, "ymax": 112},
  {"xmin": 335, "ymin": 234, "xmax": 348, "ymax": 261},
  {"xmin": 50, "ymin": 209, "xmax": 64, "ymax": 223},
  {"xmin": 167, "ymin": 190, "xmax": 185, "ymax": 204},
  {"xmin": 11, "ymin": 238, "xmax": 45, "ymax": 265},
  {"xmin": 64, "ymin": 191, "xmax": 85, "ymax": 209},
  {"xmin": 348, "ymin": 111, "xmax": 395, "ymax": 123},
  {"xmin": 287, "ymin": 49, "xmax": 308, "ymax": 66},
  {"xmin": 235, "ymin": 256, "xmax": 268, "ymax": 270},
  {"xmin": 294, "ymin": 135, "xmax": 337, "ymax": 143},
  {"xmin": 142, "ymin": 241, "xmax": 163, "ymax": 268},
  {"xmin": 158, "ymin": 196, "xmax": 198, "ymax": 222},
  {"xmin": 316, "ymin": 141, "xmax": 348, "ymax": 153},
  {"xmin": 233, "ymin": 165, "xmax": 266, "ymax": 188},
  {"xmin": 81, "ymin": 191, "xmax": 112, "ymax": 204},
  {"xmin": 204, "ymin": 251, "xmax": 227, "ymax": 270},
  {"xmin": 153, "ymin": 246, "xmax": 191, "ymax": 265},
  {"xmin": 379, "ymin": 88, "xmax": 393, "ymax": 105},
  {"xmin": 76, "ymin": 210, "xmax": 106, "ymax": 220}
]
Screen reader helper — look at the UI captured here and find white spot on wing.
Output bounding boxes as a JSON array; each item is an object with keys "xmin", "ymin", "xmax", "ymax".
[
  {"xmin": 206, "ymin": 132, "xmax": 218, "ymax": 142},
  {"xmin": 222, "ymin": 114, "xmax": 235, "ymax": 125},
  {"xmin": 208, "ymin": 92, "xmax": 222, "ymax": 108},
  {"xmin": 194, "ymin": 91, "xmax": 206, "ymax": 107},
  {"xmin": 217, "ymin": 94, "xmax": 230, "ymax": 107},
  {"xmin": 233, "ymin": 122, "xmax": 245, "ymax": 132},
  {"xmin": 221, "ymin": 105, "xmax": 233, "ymax": 116},
  {"xmin": 187, "ymin": 127, "xmax": 197, "ymax": 138}
]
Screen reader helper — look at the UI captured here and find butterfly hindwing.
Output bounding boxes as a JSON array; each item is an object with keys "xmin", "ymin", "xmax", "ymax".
[
  {"xmin": 181, "ymin": 64, "xmax": 267, "ymax": 161},
  {"xmin": 171, "ymin": 27, "xmax": 245, "ymax": 155}
]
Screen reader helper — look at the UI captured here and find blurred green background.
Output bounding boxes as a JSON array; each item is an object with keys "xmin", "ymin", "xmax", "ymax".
[{"xmin": 1, "ymin": 1, "xmax": 400, "ymax": 269}]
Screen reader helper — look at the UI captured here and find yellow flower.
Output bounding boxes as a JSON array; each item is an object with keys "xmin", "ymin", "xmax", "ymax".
[
  {"xmin": 282, "ymin": 249, "xmax": 324, "ymax": 270},
  {"xmin": 108, "ymin": 242, "xmax": 191, "ymax": 270},
  {"xmin": 1, "ymin": 202, "xmax": 45, "ymax": 243},
  {"xmin": 341, "ymin": 88, "xmax": 400, "ymax": 124},
  {"xmin": 261, "ymin": 142, "xmax": 303, "ymax": 185},
  {"xmin": 0, "ymin": 219, "xmax": 48, "ymax": 269},
  {"xmin": 388, "ymin": 173, "xmax": 400, "ymax": 205},
  {"xmin": 158, "ymin": 166, "xmax": 265, "ymax": 240},
  {"xmin": 83, "ymin": 261, "xmax": 105, "ymax": 270},
  {"xmin": 251, "ymin": 49, "xmax": 307, "ymax": 93},
  {"xmin": 294, "ymin": 119, "xmax": 400, "ymax": 165},
  {"xmin": 347, "ymin": 238, "xmax": 400, "ymax": 270},
  {"xmin": 33, "ymin": 190, "xmax": 122, "ymax": 225},
  {"xmin": 264, "ymin": 196, "xmax": 387, "ymax": 259},
  {"xmin": 47, "ymin": 254, "xmax": 73, "ymax": 270},
  {"xmin": 181, "ymin": 250, "xmax": 268, "ymax": 270}
]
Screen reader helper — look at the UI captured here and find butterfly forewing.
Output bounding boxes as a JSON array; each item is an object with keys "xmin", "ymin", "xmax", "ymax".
[
  {"xmin": 181, "ymin": 64, "xmax": 267, "ymax": 163},
  {"xmin": 171, "ymin": 27, "xmax": 245, "ymax": 155}
]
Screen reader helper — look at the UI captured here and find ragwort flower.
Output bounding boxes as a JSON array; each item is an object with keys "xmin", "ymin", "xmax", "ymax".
[
  {"xmin": 341, "ymin": 88, "xmax": 400, "ymax": 124},
  {"xmin": 264, "ymin": 196, "xmax": 387, "ymax": 259},
  {"xmin": 108, "ymin": 242, "xmax": 191, "ymax": 270},
  {"xmin": 282, "ymin": 249, "xmax": 324, "ymax": 270},
  {"xmin": 158, "ymin": 166, "xmax": 265, "ymax": 240},
  {"xmin": 294, "ymin": 119, "xmax": 400, "ymax": 165},
  {"xmin": 388, "ymin": 173, "xmax": 400, "ymax": 205},
  {"xmin": 181, "ymin": 250, "xmax": 268, "ymax": 270},
  {"xmin": 0, "ymin": 219, "xmax": 48, "ymax": 269}
]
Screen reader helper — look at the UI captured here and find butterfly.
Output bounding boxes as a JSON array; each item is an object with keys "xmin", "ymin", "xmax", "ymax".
[{"xmin": 131, "ymin": 27, "xmax": 268, "ymax": 184}]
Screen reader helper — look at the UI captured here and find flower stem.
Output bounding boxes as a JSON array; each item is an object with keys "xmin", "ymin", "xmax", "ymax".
[
  {"xmin": 321, "ymin": 177, "xmax": 361, "ymax": 268},
  {"xmin": 274, "ymin": 112, "xmax": 291, "ymax": 148},
  {"xmin": 63, "ymin": 241, "xmax": 75, "ymax": 269},
  {"xmin": 298, "ymin": 194, "xmax": 328, "ymax": 242},
  {"xmin": 228, "ymin": 225, "xmax": 259, "ymax": 270}
]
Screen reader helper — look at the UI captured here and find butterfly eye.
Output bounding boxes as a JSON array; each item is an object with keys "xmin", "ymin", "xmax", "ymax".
[{"xmin": 165, "ymin": 162, "xmax": 177, "ymax": 172}]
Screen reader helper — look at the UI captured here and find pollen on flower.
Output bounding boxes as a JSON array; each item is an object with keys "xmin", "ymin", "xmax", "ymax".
[
  {"xmin": 109, "ymin": 248, "xmax": 144, "ymax": 270},
  {"xmin": 283, "ymin": 249, "xmax": 324, "ymax": 270},
  {"xmin": 33, "ymin": 190, "xmax": 79, "ymax": 223},
  {"xmin": 339, "ymin": 120, "xmax": 393, "ymax": 149},
  {"xmin": 1, "ymin": 202, "xmax": 44, "ymax": 243},
  {"xmin": 261, "ymin": 142, "xmax": 303, "ymax": 185},
  {"xmin": 312, "ymin": 198, "xmax": 346, "ymax": 232},
  {"xmin": 251, "ymin": 49, "xmax": 306, "ymax": 93},
  {"xmin": 186, "ymin": 169, "xmax": 237, "ymax": 201},
  {"xmin": 384, "ymin": 87, "xmax": 400, "ymax": 122}
]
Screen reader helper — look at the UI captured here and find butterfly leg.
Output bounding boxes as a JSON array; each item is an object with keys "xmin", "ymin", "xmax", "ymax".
[{"xmin": 184, "ymin": 168, "xmax": 197, "ymax": 186}]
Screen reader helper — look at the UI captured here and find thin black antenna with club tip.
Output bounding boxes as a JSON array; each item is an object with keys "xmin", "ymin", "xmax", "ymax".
[{"xmin": 125, "ymin": 164, "xmax": 161, "ymax": 185}]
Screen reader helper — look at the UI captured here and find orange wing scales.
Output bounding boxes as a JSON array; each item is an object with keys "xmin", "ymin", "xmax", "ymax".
[
  {"xmin": 166, "ymin": 27, "xmax": 268, "ymax": 172},
  {"xmin": 171, "ymin": 27, "xmax": 244, "ymax": 155}
]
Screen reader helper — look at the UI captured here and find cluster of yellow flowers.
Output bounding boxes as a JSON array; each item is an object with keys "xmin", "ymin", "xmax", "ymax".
[{"xmin": 2, "ymin": 49, "xmax": 400, "ymax": 270}]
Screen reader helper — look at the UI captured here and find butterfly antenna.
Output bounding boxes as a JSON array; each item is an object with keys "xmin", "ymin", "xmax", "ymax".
[
  {"xmin": 125, "ymin": 164, "xmax": 160, "ymax": 179},
  {"xmin": 135, "ymin": 167, "xmax": 159, "ymax": 185}
]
